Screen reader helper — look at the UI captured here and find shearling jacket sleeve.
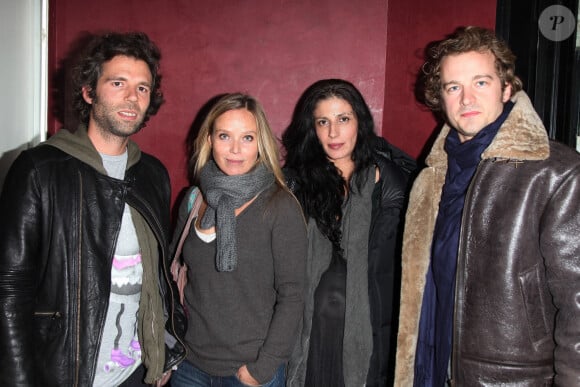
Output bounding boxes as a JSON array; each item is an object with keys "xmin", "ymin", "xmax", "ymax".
[
  {"xmin": 541, "ymin": 163, "xmax": 580, "ymax": 386},
  {"xmin": 0, "ymin": 152, "xmax": 43, "ymax": 386}
]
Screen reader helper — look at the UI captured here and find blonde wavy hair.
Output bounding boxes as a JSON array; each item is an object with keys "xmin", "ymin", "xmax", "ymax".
[{"xmin": 191, "ymin": 93, "xmax": 287, "ymax": 189}]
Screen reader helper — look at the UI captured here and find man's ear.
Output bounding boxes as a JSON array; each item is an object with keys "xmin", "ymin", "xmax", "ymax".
[
  {"xmin": 502, "ymin": 83, "xmax": 512, "ymax": 103},
  {"xmin": 82, "ymin": 86, "xmax": 93, "ymax": 104}
]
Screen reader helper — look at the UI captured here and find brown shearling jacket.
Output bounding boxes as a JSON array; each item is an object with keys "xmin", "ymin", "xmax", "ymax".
[{"xmin": 394, "ymin": 92, "xmax": 580, "ymax": 386}]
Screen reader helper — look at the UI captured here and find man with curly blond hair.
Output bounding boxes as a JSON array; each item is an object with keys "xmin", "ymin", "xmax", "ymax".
[{"xmin": 395, "ymin": 26, "xmax": 580, "ymax": 386}]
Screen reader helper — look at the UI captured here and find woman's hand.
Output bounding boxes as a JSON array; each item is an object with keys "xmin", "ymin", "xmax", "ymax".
[{"xmin": 237, "ymin": 365, "xmax": 260, "ymax": 386}]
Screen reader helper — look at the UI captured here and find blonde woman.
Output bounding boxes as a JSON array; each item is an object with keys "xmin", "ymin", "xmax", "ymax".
[{"xmin": 170, "ymin": 93, "xmax": 307, "ymax": 387}]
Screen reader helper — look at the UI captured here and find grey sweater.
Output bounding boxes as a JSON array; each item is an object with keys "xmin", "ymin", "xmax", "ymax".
[{"xmin": 174, "ymin": 184, "xmax": 307, "ymax": 383}]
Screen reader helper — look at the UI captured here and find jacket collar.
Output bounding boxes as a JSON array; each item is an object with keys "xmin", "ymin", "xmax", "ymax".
[{"xmin": 426, "ymin": 91, "xmax": 550, "ymax": 170}]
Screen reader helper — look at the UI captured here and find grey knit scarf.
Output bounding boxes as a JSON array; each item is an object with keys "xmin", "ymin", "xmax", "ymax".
[{"xmin": 199, "ymin": 160, "xmax": 275, "ymax": 271}]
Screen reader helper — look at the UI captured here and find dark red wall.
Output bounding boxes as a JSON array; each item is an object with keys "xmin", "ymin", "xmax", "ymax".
[{"xmin": 49, "ymin": 0, "xmax": 496, "ymax": 206}]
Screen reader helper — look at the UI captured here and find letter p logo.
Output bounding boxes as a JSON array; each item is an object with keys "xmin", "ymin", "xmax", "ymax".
[{"xmin": 539, "ymin": 5, "xmax": 576, "ymax": 42}]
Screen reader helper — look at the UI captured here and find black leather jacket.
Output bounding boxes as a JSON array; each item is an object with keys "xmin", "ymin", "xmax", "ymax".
[
  {"xmin": 0, "ymin": 128, "xmax": 186, "ymax": 386},
  {"xmin": 367, "ymin": 139, "xmax": 416, "ymax": 386}
]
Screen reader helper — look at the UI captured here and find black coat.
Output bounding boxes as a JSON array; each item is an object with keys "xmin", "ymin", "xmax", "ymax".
[{"xmin": 367, "ymin": 141, "xmax": 415, "ymax": 386}]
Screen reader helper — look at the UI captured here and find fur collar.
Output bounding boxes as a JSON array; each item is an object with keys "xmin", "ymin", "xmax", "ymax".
[{"xmin": 425, "ymin": 91, "xmax": 549, "ymax": 170}]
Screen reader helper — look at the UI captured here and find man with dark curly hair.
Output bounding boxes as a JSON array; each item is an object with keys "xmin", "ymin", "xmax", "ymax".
[
  {"xmin": 395, "ymin": 26, "xmax": 580, "ymax": 386},
  {"xmin": 0, "ymin": 32, "xmax": 185, "ymax": 386}
]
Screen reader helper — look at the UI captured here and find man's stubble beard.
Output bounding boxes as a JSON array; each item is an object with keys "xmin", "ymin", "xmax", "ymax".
[{"xmin": 90, "ymin": 95, "xmax": 146, "ymax": 140}]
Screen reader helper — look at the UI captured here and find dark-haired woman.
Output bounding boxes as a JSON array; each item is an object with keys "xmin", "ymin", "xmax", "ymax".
[{"xmin": 282, "ymin": 79, "xmax": 415, "ymax": 387}]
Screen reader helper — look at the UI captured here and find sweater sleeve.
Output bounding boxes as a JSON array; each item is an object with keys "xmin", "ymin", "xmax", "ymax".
[{"xmin": 246, "ymin": 191, "xmax": 307, "ymax": 383}]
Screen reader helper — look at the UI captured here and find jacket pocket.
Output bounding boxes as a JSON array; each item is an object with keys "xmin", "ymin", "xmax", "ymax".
[
  {"xmin": 518, "ymin": 264, "xmax": 551, "ymax": 348},
  {"xmin": 34, "ymin": 310, "xmax": 63, "ymax": 343}
]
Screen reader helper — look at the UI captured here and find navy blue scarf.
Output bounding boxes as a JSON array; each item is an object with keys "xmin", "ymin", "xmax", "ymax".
[{"xmin": 414, "ymin": 101, "xmax": 514, "ymax": 386}]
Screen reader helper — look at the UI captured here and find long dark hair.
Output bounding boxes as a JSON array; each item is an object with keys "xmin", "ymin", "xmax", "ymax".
[
  {"xmin": 282, "ymin": 78, "xmax": 378, "ymax": 254},
  {"xmin": 72, "ymin": 32, "xmax": 164, "ymax": 127}
]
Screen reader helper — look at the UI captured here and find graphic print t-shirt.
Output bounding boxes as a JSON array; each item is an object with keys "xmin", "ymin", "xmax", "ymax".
[{"xmin": 93, "ymin": 151, "xmax": 143, "ymax": 387}]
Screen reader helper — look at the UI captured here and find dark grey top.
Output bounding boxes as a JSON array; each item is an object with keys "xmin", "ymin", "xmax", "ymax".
[{"xmin": 180, "ymin": 184, "xmax": 307, "ymax": 383}]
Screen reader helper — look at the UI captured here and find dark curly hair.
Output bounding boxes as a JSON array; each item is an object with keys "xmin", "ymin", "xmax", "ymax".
[
  {"xmin": 422, "ymin": 26, "xmax": 523, "ymax": 111},
  {"xmin": 72, "ymin": 32, "xmax": 164, "ymax": 126},
  {"xmin": 282, "ymin": 79, "xmax": 378, "ymax": 255}
]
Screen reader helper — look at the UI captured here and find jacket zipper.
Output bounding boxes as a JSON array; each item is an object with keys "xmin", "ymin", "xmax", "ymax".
[
  {"xmin": 74, "ymin": 171, "xmax": 83, "ymax": 387},
  {"xmin": 34, "ymin": 311, "xmax": 62, "ymax": 318}
]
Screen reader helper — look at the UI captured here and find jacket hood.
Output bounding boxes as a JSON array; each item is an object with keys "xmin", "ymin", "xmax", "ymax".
[
  {"xmin": 45, "ymin": 125, "xmax": 142, "ymax": 175},
  {"xmin": 426, "ymin": 91, "xmax": 550, "ymax": 170}
]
